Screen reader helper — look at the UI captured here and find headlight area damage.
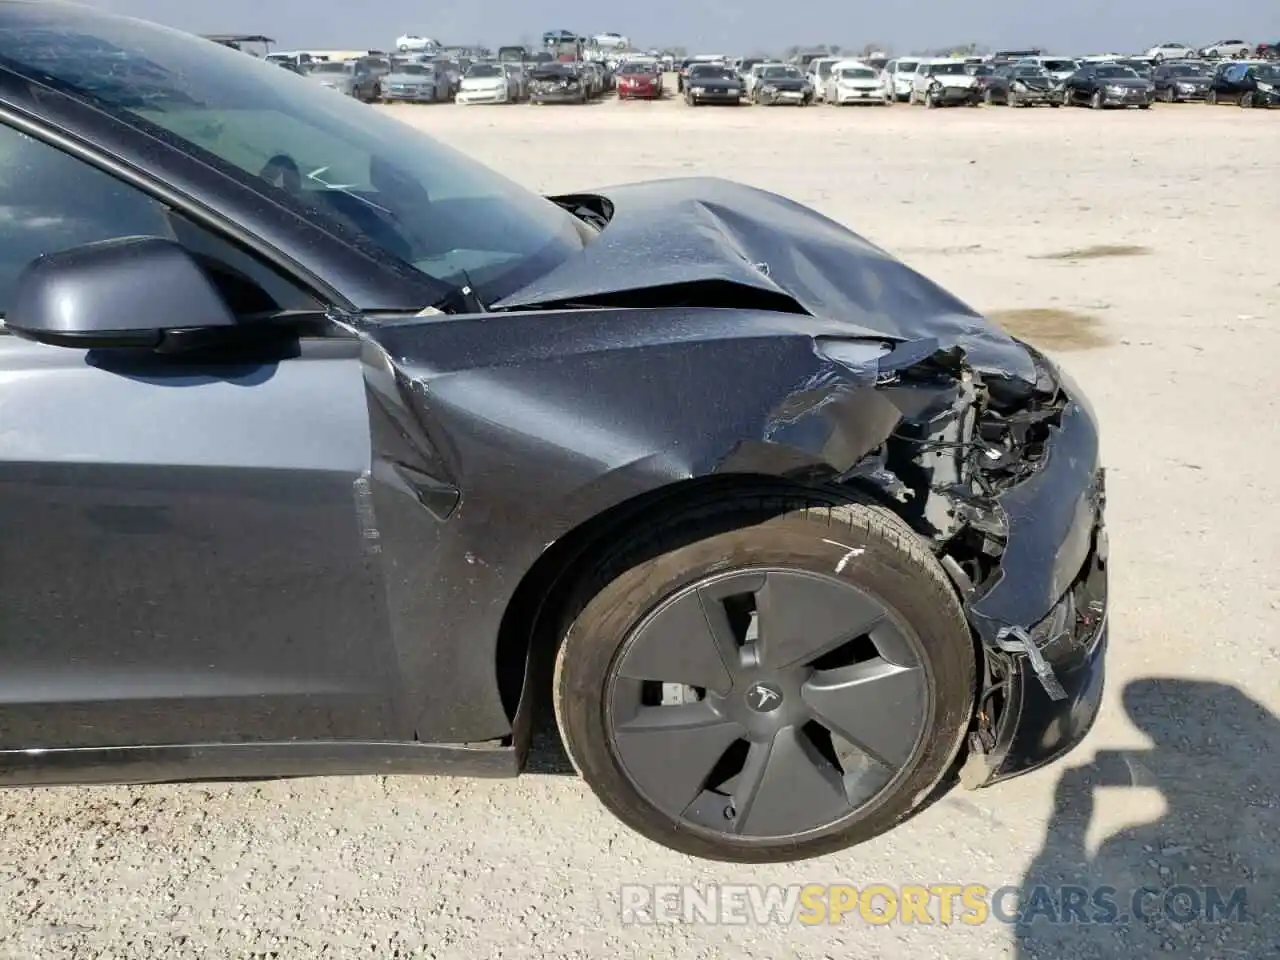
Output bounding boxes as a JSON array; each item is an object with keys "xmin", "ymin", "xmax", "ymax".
[{"xmin": 779, "ymin": 335, "xmax": 1109, "ymax": 789}]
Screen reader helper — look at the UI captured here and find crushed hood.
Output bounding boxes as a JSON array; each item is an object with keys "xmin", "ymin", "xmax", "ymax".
[{"xmin": 492, "ymin": 176, "xmax": 1037, "ymax": 383}]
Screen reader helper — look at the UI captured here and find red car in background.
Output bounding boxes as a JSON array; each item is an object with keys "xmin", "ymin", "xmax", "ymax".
[{"xmin": 616, "ymin": 61, "xmax": 663, "ymax": 99}]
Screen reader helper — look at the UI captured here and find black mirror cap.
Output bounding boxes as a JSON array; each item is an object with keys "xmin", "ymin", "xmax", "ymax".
[{"xmin": 5, "ymin": 235, "xmax": 237, "ymax": 349}]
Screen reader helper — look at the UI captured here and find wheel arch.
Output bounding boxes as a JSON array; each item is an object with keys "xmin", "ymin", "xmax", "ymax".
[{"xmin": 497, "ymin": 472, "xmax": 854, "ymax": 769}]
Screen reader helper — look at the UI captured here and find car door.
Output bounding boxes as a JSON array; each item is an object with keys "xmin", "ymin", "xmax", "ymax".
[{"xmin": 0, "ymin": 121, "xmax": 401, "ymax": 750}]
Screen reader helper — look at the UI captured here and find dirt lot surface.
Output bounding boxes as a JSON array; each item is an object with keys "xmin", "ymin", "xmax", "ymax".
[{"xmin": 0, "ymin": 96, "xmax": 1276, "ymax": 959}]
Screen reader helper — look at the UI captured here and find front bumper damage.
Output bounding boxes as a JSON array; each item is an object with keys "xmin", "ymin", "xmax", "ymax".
[
  {"xmin": 758, "ymin": 87, "xmax": 811, "ymax": 104},
  {"xmin": 926, "ymin": 83, "xmax": 981, "ymax": 105},
  {"xmin": 1007, "ymin": 83, "xmax": 1061, "ymax": 105},
  {"xmin": 779, "ymin": 337, "xmax": 1108, "ymax": 788}
]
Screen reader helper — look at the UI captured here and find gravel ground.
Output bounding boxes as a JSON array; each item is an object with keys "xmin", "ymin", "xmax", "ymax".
[{"xmin": 1, "ymin": 94, "xmax": 1276, "ymax": 959}]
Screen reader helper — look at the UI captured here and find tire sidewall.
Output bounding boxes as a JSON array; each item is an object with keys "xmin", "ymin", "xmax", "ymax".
[{"xmin": 554, "ymin": 505, "xmax": 976, "ymax": 862}]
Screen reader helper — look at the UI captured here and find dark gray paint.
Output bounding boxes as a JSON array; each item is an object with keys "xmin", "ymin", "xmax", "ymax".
[{"xmin": 0, "ymin": 3, "xmax": 1108, "ymax": 794}]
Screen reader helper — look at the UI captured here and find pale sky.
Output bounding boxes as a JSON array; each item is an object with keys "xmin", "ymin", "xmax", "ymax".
[{"xmin": 78, "ymin": 0, "xmax": 1275, "ymax": 56}]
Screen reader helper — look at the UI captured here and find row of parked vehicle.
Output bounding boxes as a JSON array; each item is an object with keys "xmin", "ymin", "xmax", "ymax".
[
  {"xmin": 652, "ymin": 53, "xmax": 1280, "ymax": 110},
  {"xmin": 270, "ymin": 49, "xmax": 621, "ymax": 105}
]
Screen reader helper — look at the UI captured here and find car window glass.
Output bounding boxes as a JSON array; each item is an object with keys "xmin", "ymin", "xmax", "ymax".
[
  {"xmin": 0, "ymin": 124, "xmax": 316, "ymax": 317},
  {"xmin": 0, "ymin": 14, "xmax": 585, "ymax": 304}
]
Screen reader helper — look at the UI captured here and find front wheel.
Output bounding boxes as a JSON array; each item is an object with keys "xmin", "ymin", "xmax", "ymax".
[
  {"xmin": 1090, "ymin": 89, "xmax": 1104, "ymax": 109},
  {"xmin": 1207, "ymin": 89, "xmax": 1218, "ymax": 105},
  {"xmin": 553, "ymin": 495, "xmax": 977, "ymax": 863},
  {"xmin": 1240, "ymin": 91, "xmax": 1254, "ymax": 108}
]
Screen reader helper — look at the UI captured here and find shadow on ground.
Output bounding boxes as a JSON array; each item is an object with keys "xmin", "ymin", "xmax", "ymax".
[{"xmin": 1015, "ymin": 678, "xmax": 1277, "ymax": 958}]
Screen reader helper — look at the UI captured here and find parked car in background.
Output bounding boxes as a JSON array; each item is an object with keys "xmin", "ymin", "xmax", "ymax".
[
  {"xmin": 683, "ymin": 62, "xmax": 743, "ymax": 105},
  {"xmin": 307, "ymin": 59, "xmax": 381, "ymax": 102},
  {"xmin": 1207, "ymin": 60, "xmax": 1280, "ymax": 106},
  {"xmin": 881, "ymin": 57, "xmax": 920, "ymax": 101},
  {"xmin": 744, "ymin": 62, "xmax": 775, "ymax": 99},
  {"xmin": 395, "ymin": 33, "xmax": 437, "ymax": 53},
  {"xmin": 983, "ymin": 64, "xmax": 1062, "ymax": 106},
  {"xmin": 1115, "ymin": 58, "xmax": 1155, "ymax": 80},
  {"xmin": 528, "ymin": 61, "xmax": 589, "ymax": 103},
  {"xmin": 617, "ymin": 61, "xmax": 663, "ymax": 99},
  {"xmin": 750, "ymin": 63, "xmax": 813, "ymax": 105},
  {"xmin": 1151, "ymin": 60, "xmax": 1213, "ymax": 101},
  {"xmin": 502, "ymin": 62, "xmax": 527, "ymax": 100},
  {"xmin": 1144, "ymin": 42, "xmax": 1196, "ymax": 61},
  {"xmin": 735, "ymin": 56, "xmax": 764, "ymax": 80},
  {"xmin": 1200, "ymin": 40, "xmax": 1252, "ymax": 59},
  {"xmin": 456, "ymin": 61, "xmax": 517, "ymax": 103},
  {"xmin": 1061, "ymin": 62, "xmax": 1154, "ymax": 108},
  {"xmin": 1020, "ymin": 56, "xmax": 1080, "ymax": 82},
  {"xmin": 431, "ymin": 58, "xmax": 462, "ymax": 98},
  {"xmin": 824, "ymin": 60, "xmax": 888, "ymax": 105},
  {"xmin": 381, "ymin": 61, "xmax": 444, "ymax": 103},
  {"xmin": 806, "ymin": 57, "xmax": 839, "ymax": 101},
  {"xmin": 909, "ymin": 59, "xmax": 981, "ymax": 107}
]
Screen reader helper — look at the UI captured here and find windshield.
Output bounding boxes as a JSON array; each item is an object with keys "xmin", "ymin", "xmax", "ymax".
[
  {"xmin": 1040, "ymin": 59, "xmax": 1077, "ymax": 72},
  {"xmin": 763, "ymin": 65, "xmax": 802, "ymax": 79},
  {"xmin": 898, "ymin": 60, "xmax": 918, "ymax": 71},
  {"xmin": 313, "ymin": 61, "xmax": 349, "ymax": 75},
  {"xmin": 839, "ymin": 67, "xmax": 876, "ymax": 79},
  {"xmin": 1255, "ymin": 65, "xmax": 1280, "ymax": 80},
  {"xmin": 1167, "ymin": 63, "xmax": 1208, "ymax": 75},
  {"xmin": 1013, "ymin": 66, "xmax": 1049, "ymax": 78},
  {"xmin": 467, "ymin": 64, "xmax": 501, "ymax": 77},
  {"xmin": 393, "ymin": 64, "xmax": 429, "ymax": 76},
  {"xmin": 0, "ymin": 8, "xmax": 584, "ymax": 305},
  {"xmin": 930, "ymin": 63, "xmax": 968, "ymax": 75},
  {"xmin": 620, "ymin": 63, "xmax": 657, "ymax": 74},
  {"xmin": 532, "ymin": 63, "xmax": 575, "ymax": 77},
  {"xmin": 690, "ymin": 66, "xmax": 734, "ymax": 80},
  {"xmin": 816, "ymin": 61, "xmax": 834, "ymax": 77},
  {"xmin": 1095, "ymin": 66, "xmax": 1140, "ymax": 78}
]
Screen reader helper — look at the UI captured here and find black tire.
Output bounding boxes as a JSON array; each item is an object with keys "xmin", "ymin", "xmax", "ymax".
[
  {"xmin": 925, "ymin": 89, "xmax": 936, "ymax": 108},
  {"xmin": 1207, "ymin": 89, "xmax": 1218, "ymax": 105},
  {"xmin": 983, "ymin": 88, "xmax": 995, "ymax": 105},
  {"xmin": 553, "ymin": 493, "xmax": 977, "ymax": 863},
  {"xmin": 1090, "ymin": 89, "xmax": 1103, "ymax": 109},
  {"xmin": 1240, "ymin": 91, "xmax": 1253, "ymax": 108},
  {"xmin": 1008, "ymin": 88, "xmax": 1019, "ymax": 107}
]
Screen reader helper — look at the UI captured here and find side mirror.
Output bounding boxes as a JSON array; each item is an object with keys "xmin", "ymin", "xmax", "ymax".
[{"xmin": 5, "ymin": 236, "xmax": 237, "ymax": 349}]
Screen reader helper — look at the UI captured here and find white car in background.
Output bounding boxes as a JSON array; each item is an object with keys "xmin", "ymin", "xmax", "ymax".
[
  {"xmin": 456, "ymin": 62, "xmax": 517, "ymax": 104},
  {"xmin": 909, "ymin": 58, "xmax": 981, "ymax": 106},
  {"xmin": 881, "ymin": 57, "xmax": 920, "ymax": 101},
  {"xmin": 1144, "ymin": 42, "xmax": 1196, "ymax": 61},
  {"xmin": 825, "ymin": 60, "xmax": 889, "ymax": 104},
  {"xmin": 806, "ymin": 57, "xmax": 839, "ymax": 100},
  {"xmin": 395, "ymin": 35, "xmax": 438, "ymax": 53},
  {"xmin": 1199, "ymin": 39, "xmax": 1252, "ymax": 58}
]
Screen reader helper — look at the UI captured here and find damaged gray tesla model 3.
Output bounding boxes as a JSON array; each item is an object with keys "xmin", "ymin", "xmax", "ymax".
[{"xmin": 0, "ymin": 1, "xmax": 1107, "ymax": 862}]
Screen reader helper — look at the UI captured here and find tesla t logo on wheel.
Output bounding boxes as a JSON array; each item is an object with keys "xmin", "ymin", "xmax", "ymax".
[{"xmin": 747, "ymin": 682, "xmax": 783, "ymax": 712}]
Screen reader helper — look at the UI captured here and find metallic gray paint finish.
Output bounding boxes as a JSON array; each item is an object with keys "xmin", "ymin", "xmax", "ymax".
[
  {"xmin": 0, "ymin": 2, "xmax": 1109, "ymax": 797},
  {"xmin": 0, "ymin": 335, "xmax": 399, "ymax": 747}
]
